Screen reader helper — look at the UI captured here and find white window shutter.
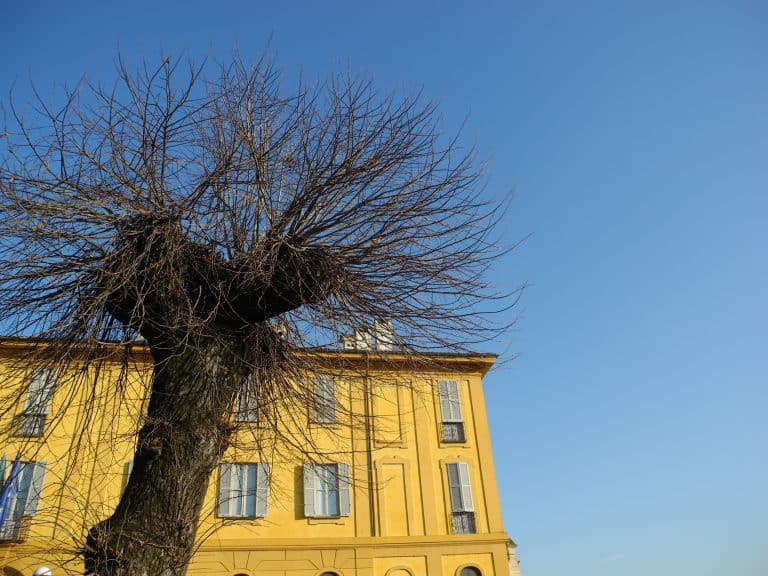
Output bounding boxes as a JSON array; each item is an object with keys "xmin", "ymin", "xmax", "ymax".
[
  {"xmin": 303, "ymin": 464, "xmax": 316, "ymax": 517},
  {"xmin": 25, "ymin": 369, "xmax": 57, "ymax": 414},
  {"xmin": 218, "ymin": 463, "xmax": 232, "ymax": 517},
  {"xmin": 23, "ymin": 462, "xmax": 47, "ymax": 516},
  {"xmin": 457, "ymin": 462, "xmax": 474, "ymax": 512},
  {"xmin": 314, "ymin": 375, "xmax": 336, "ymax": 422},
  {"xmin": 438, "ymin": 380, "xmax": 462, "ymax": 422},
  {"xmin": 255, "ymin": 463, "xmax": 269, "ymax": 517},
  {"xmin": 338, "ymin": 463, "xmax": 351, "ymax": 516}
]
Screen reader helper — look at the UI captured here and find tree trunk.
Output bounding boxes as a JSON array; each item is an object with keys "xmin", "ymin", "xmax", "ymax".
[{"xmin": 84, "ymin": 335, "xmax": 250, "ymax": 575}]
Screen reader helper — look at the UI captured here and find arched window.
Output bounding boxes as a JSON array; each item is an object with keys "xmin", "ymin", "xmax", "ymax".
[
  {"xmin": 320, "ymin": 573, "xmax": 339, "ymax": 576},
  {"xmin": 459, "ymin": 567, "xmax": 482, "ymax": 576}
]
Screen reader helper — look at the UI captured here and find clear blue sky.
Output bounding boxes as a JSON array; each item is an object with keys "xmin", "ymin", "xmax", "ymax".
[{"xmin": 2, "ymin": 2, "xmax": 766, "ymax": 575}]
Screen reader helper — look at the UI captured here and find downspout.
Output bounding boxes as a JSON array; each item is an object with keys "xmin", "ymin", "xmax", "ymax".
[{"xmin": 363, "ymin": 351, "xmax": 376, "ymax": 536}]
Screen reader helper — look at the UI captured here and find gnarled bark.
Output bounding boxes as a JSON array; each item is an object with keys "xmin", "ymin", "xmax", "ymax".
[{"xmin": 84, "ymin": 336, "xmax": 251, "ymax": 575}]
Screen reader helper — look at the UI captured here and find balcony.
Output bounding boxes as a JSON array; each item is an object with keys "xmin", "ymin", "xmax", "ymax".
[
  {"xmin": 441, "ymin": 421, "xmax": 466, "ymax": 443},
  {"xmin": 14, "ymin": 414, "xmax": 46, "ymax": 437},
  {"xmin": 0, "ymin": 517, "xmax": 30, "ymax": 542}
]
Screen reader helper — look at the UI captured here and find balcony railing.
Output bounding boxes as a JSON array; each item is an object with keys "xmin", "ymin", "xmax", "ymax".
[
  {"xmin": 0, "ymin": 517, "xmax": 30, "ymax": 542},
  {"xmin": 451, "ymin": 511, "xmax": 476, "ymax": 534},
  {"xmin": 441, "ymin": 421, "xmax": 466, "ymax": 443},
  {"xmin": 14, "ymin": 413, "xmax": 46, "ymax": 437}
]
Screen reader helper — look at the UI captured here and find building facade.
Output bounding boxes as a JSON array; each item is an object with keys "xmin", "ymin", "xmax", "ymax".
[{"xmin": 0, "ymin": 340, "xmax": 520, "ymax": 576}]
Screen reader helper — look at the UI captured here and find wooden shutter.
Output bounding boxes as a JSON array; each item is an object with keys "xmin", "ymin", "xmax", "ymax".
[
  {"xmin": 218, "ymin": 463, "xmax": 232, "ymax": 517},
  {"xmin": 303, "ymin": 463, "xmax": 316, "ymax": 517},
  {"xmin": 438, "ymin": 380, "xmax": 462, "ymax": 422},
  {"xmin": 255, "ymin": 463, "xmax": 269, "ymax": 517},
  {"xmin": 338, "ymin": 463, "xmax": 351, "ymax": 516}
]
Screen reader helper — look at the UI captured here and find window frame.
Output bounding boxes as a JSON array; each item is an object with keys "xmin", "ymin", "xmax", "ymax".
[
  {"xmin": 312, "ymin": 375, "xmax": 337, "ymax": 424},
  {"xmin": 446, "ymin": 461, "xmax": 477, "ymax": 534},
  {"xmin": 16, "ymin": 369, "xmax": 58, "ymax": 437},
  {"xmin": 438, "ymin": 379, "xmax": 466, "ymax": 443},
  {"xmin": 216, "ymin": 462, "xmax": 269, "ymax": 519},
  {"xmin": 0, "ymin": 460, "xmax": 47, "ymax": 541},
  {"xmin": 303, "ymin": 463, "xmax": 351, "ymax": 518},
  {"xmin": 234, "ymin": 375, "xmax": 259, "ymax": 423}
]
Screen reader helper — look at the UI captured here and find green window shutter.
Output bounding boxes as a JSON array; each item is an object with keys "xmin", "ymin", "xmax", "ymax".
[
  {"xmin": 218, "ymin": 463, "xmax": 232, "ymax": 517},
  {"xmin": 23, "ymin": 461, "xmax": 47, "ymax": 516},
  {"xmin": 338, "ymin": 463, "xmax": 351, "ymax": 516},
  {"xmin": 255, "ymin": 463, "xmax": 269, "ymax": 517},
  {"xmin": 303, "ymin": 463, "xmax": 316, "ymax": 517}
]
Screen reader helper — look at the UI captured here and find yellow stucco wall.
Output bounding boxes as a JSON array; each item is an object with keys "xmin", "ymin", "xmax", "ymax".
[{"xmin": 0, "ymin": 342, "xmax": 519, "ymax": 576}]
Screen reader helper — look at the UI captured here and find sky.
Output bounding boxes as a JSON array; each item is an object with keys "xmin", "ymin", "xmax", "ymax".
[{"xmin": 1, "ymin": 1, "xmax": 766, "ymax": 575}]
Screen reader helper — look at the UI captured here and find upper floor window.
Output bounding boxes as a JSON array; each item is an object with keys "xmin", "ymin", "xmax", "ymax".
[
  {"xmin": 460, "ymin": 568, "xmax": 482, "ymax": 576},
  {"xmin": 312, "ymin": 375, "xmax": 336, "ymax": 424},
  {"xmin": 438, "ymin": 380, "xmax": 465, "ymax": 443},
  {"xmin": 17, "ymin": 369, "xmax": 57, "ymax": 437},
  {"xmin": 303, "ymin": 463, "xmax": 351, "ymax": 518},
  {"xmin": 235, "ymin": 375, "xmax": 259, "ymax": 423},
  {"xmin": 446, "ymin": 462, "xmax": 476, "ymax": 534},
  {"xmin": 217, "ymin": 463, "xmax": 269, "ymax": 518},
  {"xmin": 0, "ymin": 459, "xmax": 47, "ymax": 541}
]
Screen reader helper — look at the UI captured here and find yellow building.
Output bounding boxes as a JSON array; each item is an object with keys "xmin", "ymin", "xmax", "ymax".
[{"xmin": 0, "ymin": 339, "xmax": 520, "ymax": 576}]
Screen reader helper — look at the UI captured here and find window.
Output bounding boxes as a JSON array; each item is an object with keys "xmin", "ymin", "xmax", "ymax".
[
  {"xmin": 217, "ymin": 463, "xmax": 269, "ymax": 518},
  {"xmin": 17, "ymin": 369, "xmax": 57, "ymax": 436},
  {"xmin": 460, "ymin": 568, "xmax": 482, "ymax": 576},
  {"xmin": 438, "ymin": 380, "xmax": 465, "ymax": 443},
  {"xmin": 446, "ymin": 462, "xmax": 476, "ymax": 534},
  {"xmin": 235, "ymin": 375, "xmax": 259, "ymax": 423},
  {"xmin": 312, "ymin": 375, "xmax": 336, "ymax": 423},
  {"xmin": 0, "ymin": 460, "xmax": 47, "ymax": 541},
  {"xmin": 303, "ymin": 463, "xmax": 351, "ymax": 518}
]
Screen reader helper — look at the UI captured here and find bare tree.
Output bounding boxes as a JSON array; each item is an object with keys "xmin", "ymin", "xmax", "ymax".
[{"xmin": 0, "ymin": 55, "xmax": 510, "ymax": 575}]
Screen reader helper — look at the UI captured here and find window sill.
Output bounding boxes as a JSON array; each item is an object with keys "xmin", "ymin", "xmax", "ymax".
[
  {"xmin": 438, "ymin": 441, "xmax": 471, "ymax": 449},
  {"xmin": 307, "ymin": 516, "xmax": 347, "ymax": 525},
  {"xmin": 217, "ymin": 517, "xmax": 265, "ymax": 523},
  {"xmin": 309, "ymin": 421, "xmax": 341, "ymax": 428}
]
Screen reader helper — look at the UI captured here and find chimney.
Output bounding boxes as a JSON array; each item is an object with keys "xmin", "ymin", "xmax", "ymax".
[{"xmin": 373, "ymin": 319, "xmax": 394, "ymax": 351}]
